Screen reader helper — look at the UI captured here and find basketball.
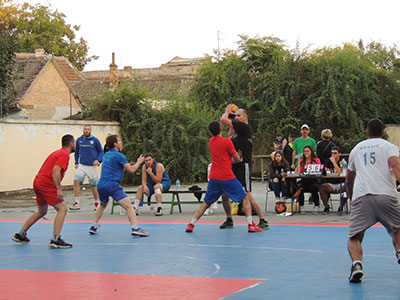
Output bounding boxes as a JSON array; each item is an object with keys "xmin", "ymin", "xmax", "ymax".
[
  {"xmin": 275, "ymin": 201, "xmax": 287, "ymax": 214},
  {"xmin": 231, "ymin": 105, "xmax": 238, "ymax": 113}
]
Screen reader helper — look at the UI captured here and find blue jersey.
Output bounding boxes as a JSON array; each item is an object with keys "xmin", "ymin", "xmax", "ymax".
[
  {"xmin": 98, "ymin": 149, "xmax": 128, "ymax": 188},
  {"xmin": 146, "ymin": 161, "xmax": 171, "ymax": 186},
  {"xmin": 75, "ymin": 135, "xmax": 103, "ymax": 166}
]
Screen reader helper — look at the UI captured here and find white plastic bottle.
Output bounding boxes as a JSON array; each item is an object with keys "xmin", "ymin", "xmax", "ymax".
[{"xmin": 176, "ymin": 179, "xmax": 181, "ymax": 190}]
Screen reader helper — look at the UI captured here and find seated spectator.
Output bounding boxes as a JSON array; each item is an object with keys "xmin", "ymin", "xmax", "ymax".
[
  {"xmin": 317, "ymin": 129, "xmax": 336, "ymax": 166},
  {"xmin": 273, "ymin": 134, "xmax": 287, "ymax": 151},
  {"xmin": 319, "ymin": 146, "xmax": 345, "ymax": 214},
  {"xmin": 296, "ymin": 145, "xmax": 321, "ymax": 214},
  {"xmin": 268, "ymin": 151, "xmax": 290, "ymax": 200},
  {"xmin": 134, "ymin": 153, "xmax": 171, "ymax": 216}
]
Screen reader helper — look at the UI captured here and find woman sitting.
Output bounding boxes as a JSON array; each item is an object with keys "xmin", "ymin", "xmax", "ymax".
[
  {"xmin": 268, "ymin": 151, "xmax": 290, "ymax": 200},
  {"xmin": 296, "ymin": 145, "xmax": 321, "ymax": 213}
]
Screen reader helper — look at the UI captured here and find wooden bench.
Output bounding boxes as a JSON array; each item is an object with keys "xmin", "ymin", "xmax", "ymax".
[{"xmin": 110, "ymin": 189, "xmax": 207, "ymax": 215}]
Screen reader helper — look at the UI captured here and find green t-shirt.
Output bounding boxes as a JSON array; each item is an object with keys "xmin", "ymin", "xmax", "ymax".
[{"xmin": 292, "ymin": 136, "xmax": 317, "ymax": 165}]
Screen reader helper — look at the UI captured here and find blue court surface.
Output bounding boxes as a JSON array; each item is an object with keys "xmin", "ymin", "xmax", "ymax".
[{"xmin": 1, "ymin": 220, "xmax": 400, "ymax": 299}]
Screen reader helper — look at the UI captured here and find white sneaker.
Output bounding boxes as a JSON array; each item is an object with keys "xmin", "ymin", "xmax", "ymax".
[
  {"xmin": 204, "ymin": 208, "xmax": 210, "ymax": 215},
  {"xmin": 312, "ymin": 206, "xmax": 319, "ymax": 214},
  {"xmin": 94, "ymin": 202, "xmax": 100, "ymax": 211},
  {"xmin": 69, "ymin": 202, "xmax": 80, "ymax": 211},
  {"xmin": 275, "ymin": 197, "xmax": 281, "ymax": 202}
]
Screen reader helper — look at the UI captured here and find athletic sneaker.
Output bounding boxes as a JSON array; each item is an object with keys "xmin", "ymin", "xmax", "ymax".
[
  {"xmin": 155, "ymin": 207, "xmax": 163, "ymax": 216},
  {"xmin": 312, "ymin": 206, "xmax": 319, "ymax": 214},
  {"xmin": 258, "ymin": 219, "xmax": 270, "ymax": 230},
  {"xmin": 220, "ymin": 218, "xmax": 234, "ymax": 229},
  {"xmin": 94, "ymin": 202, "xmax": 100, "ymax": 211},
  {"xmin": 396, "ymin": 250, "xmax": 400, "ymax": 264},
  {"xmin": 248, "ymin": 222, "xmax": 263, "ymax": 232},
  {"xmin": 48, "ymin": 237, "xmax": 72, "ymax": 249},
  {"xmin": 322, "ymin": 207, "xmax": 330, "ymax": 215},
  {"xmin": 69, "ymin": 202, "xmax": 81, "ymax": 211},
  {"xmin": 11, "ymin": 233, "xmax": 30, "ymax": 244},
  {"xmin": 131, "ymin": 228, "xmax": 149, "ymax": 237},
  {"xmin": 89, "ymin": 226, "xmax": 98, "ymax": 235},
  {"xmin": 348, "ymin": 262, "xmax": 363, "ymax": 283},
  {"xmin": 185, "ymin": 223, "xmax": 194, "ymax": 232}
]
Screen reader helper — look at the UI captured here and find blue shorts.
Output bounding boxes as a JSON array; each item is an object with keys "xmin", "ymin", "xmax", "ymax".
[
  {"xmin": 97, "ymin": 185, "xmax": 128, "ymax": 204},
  {"xmin": 204, "ymin": 178, "xmax": 247, "ymax": 204},
  {"xmin": 147, "ymin": 180, "xmax": 171, "ymax": 195}
]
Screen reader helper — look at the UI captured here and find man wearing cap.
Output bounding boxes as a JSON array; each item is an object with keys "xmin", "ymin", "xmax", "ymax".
[{"xmin": 291, "ymin": 124, "xmax": 317, "ymax": 169}]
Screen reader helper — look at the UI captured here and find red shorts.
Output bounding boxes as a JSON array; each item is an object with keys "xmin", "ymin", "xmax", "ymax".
[{"xmin": 33, "ymin": 178, "xmax": 64, "ymax": 206}]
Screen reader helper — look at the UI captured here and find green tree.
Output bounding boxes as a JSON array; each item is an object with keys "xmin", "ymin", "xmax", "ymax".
[
  {"xmin": 12, "ymin": 1, "xmax": 96, "ymax": 70},
  {"xmin": 0, "ymin": 0, "xmax": 19, "ymax": 115}
]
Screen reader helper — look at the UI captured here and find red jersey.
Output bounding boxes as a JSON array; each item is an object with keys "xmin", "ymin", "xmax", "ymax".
[
  {"xmin": 35, "ymin": 148, "xmax": 70, "ymax": 188},
  {"xmin": 209, "ymin": 136, "xmax": 237, "ymax": 180},
  {"xmin": 298, "ymin": 158, "xmax": 321, "ymax": 173}
]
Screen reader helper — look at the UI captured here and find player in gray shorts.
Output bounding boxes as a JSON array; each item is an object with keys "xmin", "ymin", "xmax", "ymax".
[{"xmin": 346, "ymin": 119, "xmax": 400, "ymax": 283}]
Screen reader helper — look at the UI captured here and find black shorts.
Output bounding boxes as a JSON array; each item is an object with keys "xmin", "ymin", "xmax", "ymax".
[{"xmin": 232, "ymin": 162, "xmax": 252, "ymax": 192}]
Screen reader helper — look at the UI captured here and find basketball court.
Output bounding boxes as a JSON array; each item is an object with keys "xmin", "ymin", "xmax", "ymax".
[{"xmin": 1, "ymin": 219, "xmax": 399, "ymax": 299}]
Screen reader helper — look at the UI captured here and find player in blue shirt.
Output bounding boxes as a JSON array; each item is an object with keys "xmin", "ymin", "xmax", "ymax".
[{"xmin": 89, "ymin": 134, "xmax": 149, "ymax": 237}]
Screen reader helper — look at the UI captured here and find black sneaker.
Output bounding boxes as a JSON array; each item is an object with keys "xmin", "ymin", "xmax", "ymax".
[
  {"xmin": 12, "ymin": 233, "xmax": 30, "ymax": 244},
  {"xmin": 396, "ymin": 250, "xmax": 400, "ymax": 264},
  {"xmin": 220, "ymin": 218, "xmax": 234, "ymax": 229},
  {"xmin": 322, "ymin": 207, "xmax": 330, "ymax": 215},
  {"xmin": 258, "ymin": 219, "xmax": 270, "ymax": 230},
  {"xmin": 349, "ymin": 262, "xmax": 363, "ymax": 283},
  {"xmin": 48, "ymin": 237, "xmax": 72, "ymax": 249},
  {"xmin": 155, "ymin": 207, "xmax": 163, "ymax": 216}
]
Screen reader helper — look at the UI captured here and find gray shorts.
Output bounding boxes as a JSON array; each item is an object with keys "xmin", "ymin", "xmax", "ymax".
[{"xmin": 348, "ymin": 194, "xmax": 400, "ymax": 238}]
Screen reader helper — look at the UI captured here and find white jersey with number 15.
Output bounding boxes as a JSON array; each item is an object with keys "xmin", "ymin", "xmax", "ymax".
[{"xmin": 348, "ymin": 138, "xmax": 399, "ymax": 199}]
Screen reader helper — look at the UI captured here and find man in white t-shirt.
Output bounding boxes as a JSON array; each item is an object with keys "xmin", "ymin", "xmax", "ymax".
[{"xmin": 346, "ymin": 118, "xmax": 400, "ymax": 283}]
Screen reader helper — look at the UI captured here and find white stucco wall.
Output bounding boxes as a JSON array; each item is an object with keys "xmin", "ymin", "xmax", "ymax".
[{"xmin": 0, "ymin": 119, "xmax": 120, "ymax": 192}]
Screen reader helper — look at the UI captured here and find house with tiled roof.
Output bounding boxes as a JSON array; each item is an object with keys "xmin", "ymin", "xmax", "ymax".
[{"xmin": 9, "ymin": 49, "xmax": 84, "ymax": 120}]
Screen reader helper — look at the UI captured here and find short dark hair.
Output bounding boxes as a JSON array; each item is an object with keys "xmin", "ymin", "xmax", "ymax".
[
  {"xmin": 61, "ymin": 134, "xmax": 74, "ymax": 147},
  {"xmin": 208, "ymin": 121, "xmax": 221, "ymax": 136},
  {"xmin": 331, "ymin": 146, "xmax": 341, "ymax": 153},
  {"xmin": 144, "ymin": 153, "xmax": 154, "ymax": 158},
  {"xmin": 367, "ymin": 118, "xmax": 384, "ymax": 137},
  {"xmin": 276, "ymin": 133, "xmax": 283, "ymax": 138},
  {"xmin": 105, "ymin": 135, "xmax": 119, "ymax": 150}
]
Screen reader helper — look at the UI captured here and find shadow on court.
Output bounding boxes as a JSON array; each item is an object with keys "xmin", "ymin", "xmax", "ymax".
[{"xmin": 0, "ymin": 221, "xmax": 399, "ymax": 299}]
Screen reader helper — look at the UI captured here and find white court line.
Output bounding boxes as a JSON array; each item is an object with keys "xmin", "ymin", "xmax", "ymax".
[
  {"xmin": 2, "ymin": 242, "xmax": 323, "ymax": 253},
  {"xmin": 220, "ymin": 281, "xmax": 265, "ymax": 300}
]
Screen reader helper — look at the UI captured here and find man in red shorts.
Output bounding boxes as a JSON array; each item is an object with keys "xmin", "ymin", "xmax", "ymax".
[{"xmin": 12, "ymin": 134, "xmax": 76, "ymax": 248}]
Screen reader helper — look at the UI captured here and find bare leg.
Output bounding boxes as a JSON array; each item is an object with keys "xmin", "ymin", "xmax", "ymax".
[
  {"xmin": 154, "ymin": 183, "xmax": 162, "ymax": 205},
  {"xmin": 119, "ymin": 198, "xmax": 139, "ymax": 228},
  {"xmin": 242, "ymin": 196, "xmax": 252, "ymax": 218},
  {"xmin": 90, "ymin": 185, "xmax": 99, "ymax": 201},
  {"xmin": 193, "ymin": 202, "xmax": 212, "ymax": 221},
  {"xmin": 221, "ymin": 194, "xmax": 232, "ymax": 218},
  {"xmin": 92, "ymin": 202, "xmax": 107, "ymax": 224},
  {"xmin": 52, "ymin": 202, "xmax": 68, "ymax": 236},
  {"xmin": 20, "ymin": 204, "xmax": 48, "ymax": 233},
  {"xmin": 136, "ymin": 185, "xmax": 144, "ymax": 202},
  {"xmin": 73, "ymin": 181, "xmax": 81, "ymax": 197},
  {"xmin": 247, "ymin": 191, "xmax": 264, "ymax": 220},
  {"xmin": 348, "ymin": 232, "xmax": 364, "ymax": 262},
  {"xmin": 392, "ymin": 230, "xmax": 400, "ymax": 251}
]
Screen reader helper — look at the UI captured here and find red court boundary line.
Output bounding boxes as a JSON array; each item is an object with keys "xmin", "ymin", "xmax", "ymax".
[{"xmin": 0, "ymin": 219, "xmax": 384, "ymax": 227}]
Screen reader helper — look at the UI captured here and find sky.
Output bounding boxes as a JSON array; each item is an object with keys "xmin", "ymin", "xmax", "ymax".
[{"xmin": 17, "ymin": 0, "xmax": 400, "ymax": 71}]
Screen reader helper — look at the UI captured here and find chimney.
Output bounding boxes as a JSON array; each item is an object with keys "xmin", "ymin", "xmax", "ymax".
[
  {"xmin": 35, "ymin": 49, "xmax": 45, "ymax": 57},
  {"xmin": 123, "ymin": 66, "xmax": 133, "ymax": 80},
  {"xmin": 109, "ymin": 52, "xmax": 119, "ymax": 90}
]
